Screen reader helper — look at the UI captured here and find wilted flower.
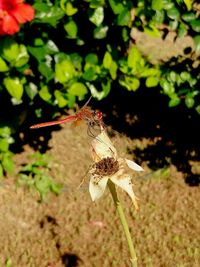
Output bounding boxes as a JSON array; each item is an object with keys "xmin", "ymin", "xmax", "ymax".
[
  {"xmin": 89, "ymin": 129, "xmax": 144, "ymax": 210},
  {"xmin": 0, "ymin": 0, "xmax": 34, "ymax": 35}
]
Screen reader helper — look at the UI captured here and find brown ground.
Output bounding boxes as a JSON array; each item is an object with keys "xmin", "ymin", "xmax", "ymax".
[
  {"xmin": 0, "ymin": 122, "xmax": 199, "ymax": 267},
  {"xmin": 0, "ymin": 31, "xmax": 199, "ymax": 267}
]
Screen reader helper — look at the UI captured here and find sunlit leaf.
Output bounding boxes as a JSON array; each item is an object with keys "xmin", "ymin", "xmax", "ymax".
[
  {"xmin": 2, "ymin": 37, "xmax": 19, "ymax": 62},
  {"xmin": 64, "ymin": 20, "xmax": 78, "ymax": 38},
  {"xmin": 4, "ymin": 77, "xmax": 23, "ymax": 100},
  {"xmin": 94, "ymin": 25, "xmax": 108, "ymax": 39},
  {"xmin": 0, "ymin": 164, "xmax": 3, "ymax": 177},
  {"xmin": 193, "ymin": 35, "xmax": 200, "ymax": 53},
  {"xmin": 89, "ymin": 7, "xmax": 104, "ymax": 26},
  {"xmin": 168, "ymin": 97, "xmax": 181, "ymax": 107},
  {"xmin": 146, "ymin": 76, "xmax": 159, "ymax": 87},
  {"xmin": 39, "ymin": 86, "xmax": 52, "ymax": 101},
  {"xmin": 14, "ymin": 45, "xmax": 29, "ymax": 67},
  {"xmin": 2, "ymin": 156, "xmax": 14, "ymax": 174},
  {"xmin": 117, "ymin": 8, "xmax": 131, "ymax": 26},
  {"xmin": 183, "ymin": 0, "xmax": 192, "ymax": 11},
  {"xmin": 54, "ymin": 90, "xmax": 68, "ymax": 107},
  {"xmin": 0, "ymin": 139, "xmax": 9, "ymax": 152},
  {"xmin": 38, "ymin": 62, "xmax": 54, "ymax": 81},
  {"xmin": 103, "ymin": 52, "xmax": 112, "ymax": 69},
  {"xmin": 185, "ymin": 96, "xmax": 195, "ymax": 108},
  {"xmin": 68, "ymin": 83, "xmax": 88, "ymax": 97},
  {"xmin": 55, "ymin": 60, "xmax": 76, "ymax": 83},
  {"xmin": 108, "ymin": 0, "xmax": 124, "ymax": 14},
  {"xmin": 0, "ymin": 57, "xmax": 9, "ymax": 72},
  {"xmin": 65, "ymin": 2, "xmax": 78, "ymax": 16},
  {"xmin": 109, "ymin": 61, "xmax": 118, "ymax": 80},
  {"xmin": 167, "ymin": 7, "xmax": 180, "ymax": 20},
  {"xmin": 25, "ymin": 82, "xmax": 38, "ymax": 100},
  {"xmin": 190, "ymin": 20, "xmax": 200, "ymax": 33},
  {"xmin": 34, "ymin": 4, "xmax": 65, "ymax": 26},
  {"xmin": 152, "ymin": 0, "xmax": 164, "ymax": 11}
]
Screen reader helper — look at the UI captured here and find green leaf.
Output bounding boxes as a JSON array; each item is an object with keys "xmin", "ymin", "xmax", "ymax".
[
  {"xmin": 35, "ymin": 175, "xmax": 51, "ymax": 199},
  {"xmin": 108, "ymin": 0, "xmax": 124, "ymax": 14},
  {"xmin": 50, "ymin": 182, "xmax": 62, "ymax": 195},
  {"xmin": 190, "ymin": 20, "xmax": 200, "ymax": 33},
  {"xmin": 152, "ymin": 0, "xmax": 164, "ymax": 11},
  {"xmin": 14, "ymin": 45, "xmax": 29, "ymax": 68},
  {"xmin": 0, "ymin": 164, "xmax": 3, "ymax": 177},
  {"xmin": 109, "ymin": 61, "xmax": 118, "ymax": 80},
  {"xmin": 5, "ymin": 258, "xmax": 12, "ymax": 267},
  {"xmin": 25, "ymin": 83, "xmax": 38, "ymax": 100},
  {"xmin": 89, "ymin": 7, "xmax": 104, "ymax": 26},
  {"xmin": 146, "ymin": 76, "xmax": 159, "ymax": 87},
  {"xmin": 94, "ymin": 25, "xmax": 108, "ymax": 39},
  {"xmin": 117, "ymin": 8, "xmax": 131, "ymax": 26},
  {"xmin": 3, "ymin": 77, "xmax": 23, "ymax": 100},
  {"xmin": 167, "ymin": 7, "xmax": 180, "ymax": 20},
  {"xmin": 65, "ymin": 2, "xmax": 78, "ymax": 16},
  {"xmin": 160, "ymin": 79, "xmax": 174, "ymax": 95},
  {"xmin": 0, "ymin": 57, "xmax": 9, "ymax": 72},
  {"xmin": 193, "ymin": 35, "xmax": 200, "ymax": 53},
  {"xmin": 180, "ymin": 71, "xmax": 191, "ymax": 81},
  {"xmin": 2, "ymin": 37, "xmax": 19, "ymax": 62},
  {"xmin": 120, "ymin": 77, "xmax": 140, "ymax": 91},
  {"xmin": 185, "ymin": 96, "xmax": 195, "ymax": 108},
  {"xmin": 144, "ymin": 25, "xmax": 161, "ymax": 37},
  {"xmin": 83, "ymin": 68, "xmax": 97, "ymax": 81},
  {"xmin": 127, "ymin": 46, "xmax": 142, "ymax": 71},
  {"xmin": 195, "ymin": 105, "xmax": 200, "ymax": 114},
  {"xmin": 2, "ymin": 156, "xmax": 14, "ymax": 174},
  {"xmin": 87, "ymin": 83, "xmax": 106, "ymax": 100},
  {"xmin": 55, "ymin": 60, "xmax": 76, "ymax": 83},
  {"xmin": 154, "ymin": 10, "xmax": 165, "ymax": 24},
  {"xmin": 34, "ymin": 4, "xmax": 65, "ymax": 27},
  {"xmin": 0, "ymin": 138, "xmax": 9, "ymax": 152},
  {"xmin": 103, "ymin": 52, "xmax": 112, "ymax": 69},
  {"xmin": 54, "ymin": 90, "xmax": 68, "ymax": 107},
  {"xmin": 64, "ymin": 20, "xmax": 78, "ymax": 38},
  {"xmin": 38, "ymin": 62, "xmax": 54, "ymax": 81},
  {"xmin": 68, "ymin": 83, "xmax": 88, "ymax": 97},
  {"xmin": 45, "ymin": 40, "xmax": 59, "ymax": 54},
  {"xmin": 102, "ymin": 80, "xmax": 111, "ymax": 97},
  {"xmin": 183, "ymin": 0, "xmax": 192, "ymax": 11},
  {"xmin": 28, "ymin": 46, "xmax": 46, "ymax": 62},
  {"xmin": 182, "ymin": 13, "xmax": 196, "ymax": 22},
  {"xmin": 141, "ymin": 68, "xmax": 160, "ymax": 77},
  {"xmin": 178, "ymin": 22, "xmax": 188, "ymax": 37},
  {"xmin": 85, "ymin": 53, "xmax": 98, "ymax": 64},
  {"xmin": 168, "ymin": 97, "xmax": 181, "ymax": 107},
  {"xmin": 39, "ymin": 86, "xmax": 52, "ymax": 101}
]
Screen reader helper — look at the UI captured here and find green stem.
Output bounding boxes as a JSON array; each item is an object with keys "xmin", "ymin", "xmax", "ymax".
[{"xmin": 108, "ymin": 180, "xmax": 138, "ymax": 267}]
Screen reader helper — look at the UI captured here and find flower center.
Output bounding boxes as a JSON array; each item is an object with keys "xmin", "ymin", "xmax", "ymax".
[{"xmin": 93, "ymin": 157, "xmax": 119, "ymax": 176}]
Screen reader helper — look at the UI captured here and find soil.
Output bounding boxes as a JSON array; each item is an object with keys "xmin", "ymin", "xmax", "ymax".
[{"xmin": 0, "ymin": 31, "xmax": 200, "ymax": 267}]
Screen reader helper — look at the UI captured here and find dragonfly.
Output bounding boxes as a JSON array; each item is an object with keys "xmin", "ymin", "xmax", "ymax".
[{"xmin": 30, "ymin": 97, "xmax": 104, "ymax": 135}]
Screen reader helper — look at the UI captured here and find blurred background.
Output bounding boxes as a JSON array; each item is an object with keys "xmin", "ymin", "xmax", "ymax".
[{"xmin": 0, "ymin": 0, "xmax": 199, "ymax": 266}]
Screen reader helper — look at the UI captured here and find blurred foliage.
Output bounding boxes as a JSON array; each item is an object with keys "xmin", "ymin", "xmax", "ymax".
[
  {"xmin": 0, "ymin": 0, "xmax": 199, "ymax": 175},
  {"xmin": 18, "ymin": 152, "xmax": 62, "ymax": 200}
]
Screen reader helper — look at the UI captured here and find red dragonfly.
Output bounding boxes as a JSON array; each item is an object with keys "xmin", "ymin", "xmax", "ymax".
[{"xmin": 30, "ymin": 97, "xmax": 104, "ymax": 134}]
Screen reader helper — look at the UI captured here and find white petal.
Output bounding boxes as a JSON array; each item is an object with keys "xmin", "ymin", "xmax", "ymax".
[
  {"xmin": 125, "ymin": 159, "xmax": 144, "ymax": 172},
  {"xmin": 91, "ymin": 130, "xmax": 117, "ymax": 160},
  {"xmin": 110, "ymin": 175, "xmax": 139, "ymax": 210},
  {"xmin": 89, "ymin": 175, "xmax": 109, "ymax": 201}
]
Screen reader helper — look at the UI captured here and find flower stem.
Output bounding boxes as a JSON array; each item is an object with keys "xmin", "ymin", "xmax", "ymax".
[{"xmin": 108, "ymin": 180, "xmax": 138, "ymax": 267}]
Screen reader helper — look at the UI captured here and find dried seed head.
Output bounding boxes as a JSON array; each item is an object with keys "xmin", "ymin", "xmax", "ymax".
[{"xmin": 93, "ymin": 157, "xmax": 119, "ymax": 176}]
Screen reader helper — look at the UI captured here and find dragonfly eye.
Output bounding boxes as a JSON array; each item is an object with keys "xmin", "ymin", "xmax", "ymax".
[{"xmin": 96, "ymin": 111, "xmax": 103, "ymax": 120}]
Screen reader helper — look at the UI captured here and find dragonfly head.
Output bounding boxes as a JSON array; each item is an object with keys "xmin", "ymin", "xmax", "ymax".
[{"xmin": 96, "ymin": 111, "xmax": 103, "ymax": 121}]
